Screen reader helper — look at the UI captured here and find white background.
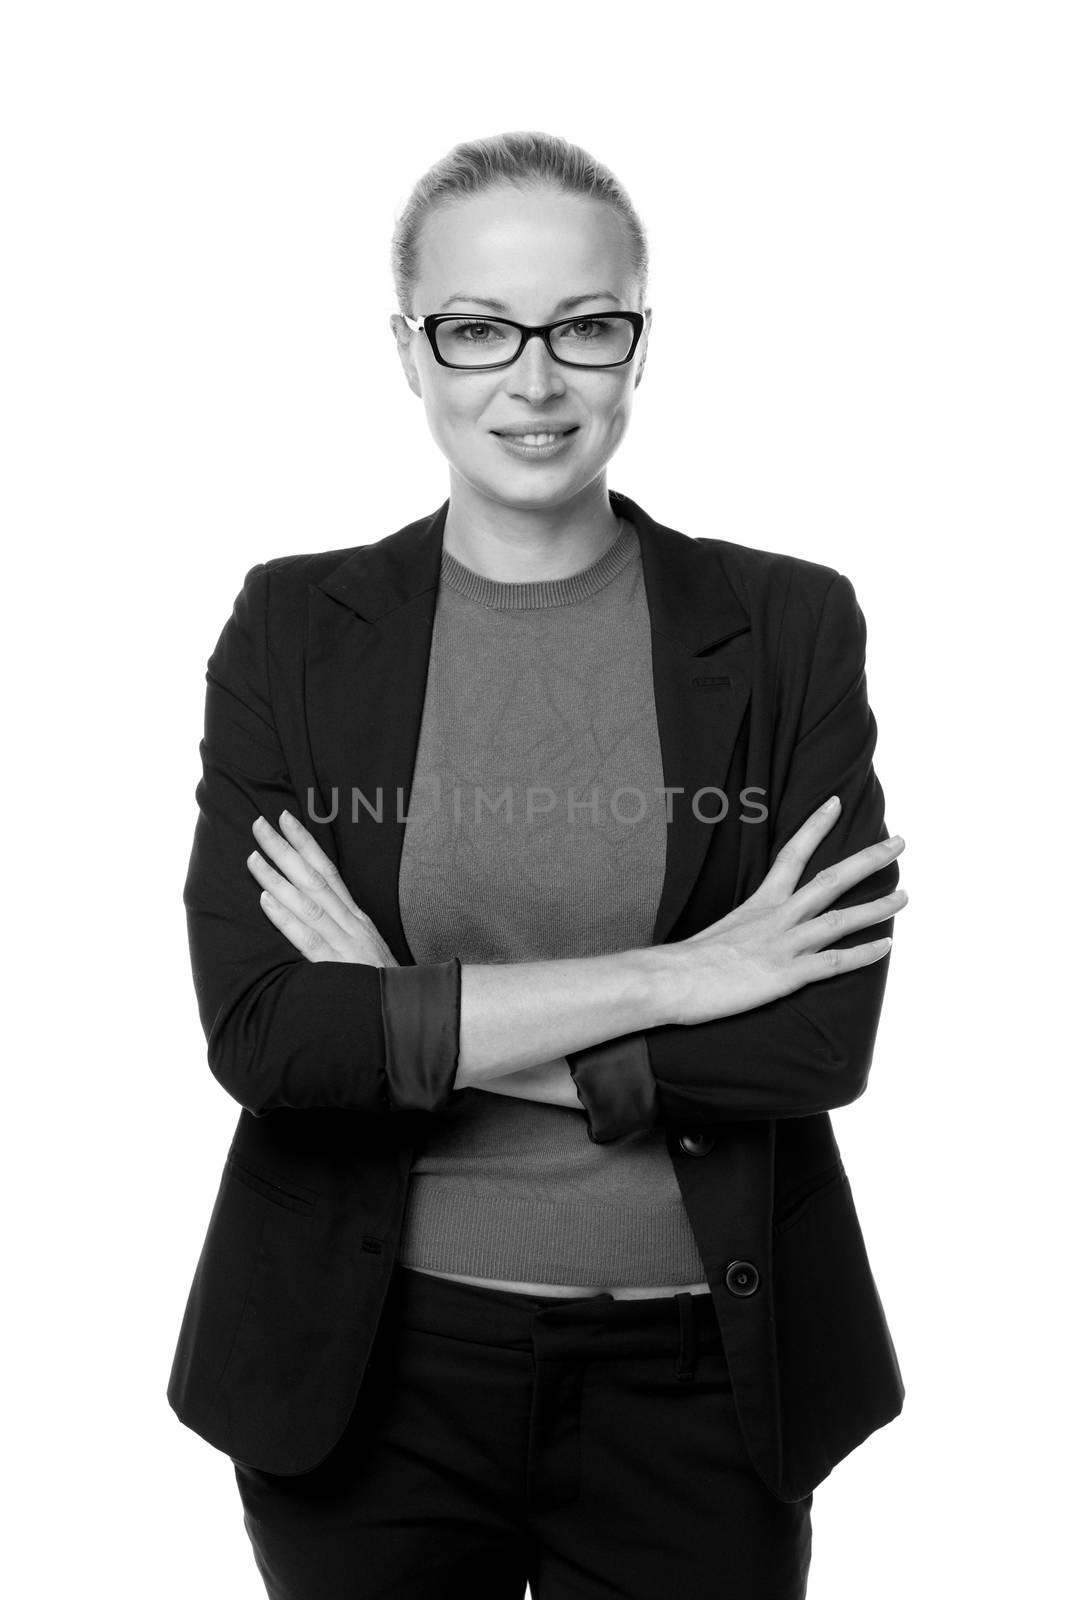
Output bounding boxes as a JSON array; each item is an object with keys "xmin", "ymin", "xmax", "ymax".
[{"xmin": 3, "ymin": 2, "xmax": 1064, "ymax": 1595}]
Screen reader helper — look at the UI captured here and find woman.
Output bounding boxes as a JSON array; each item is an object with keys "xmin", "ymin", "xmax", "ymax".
[{"xmin": 168, "ymin": 131, "xmax": 907, "ymax": 1600}]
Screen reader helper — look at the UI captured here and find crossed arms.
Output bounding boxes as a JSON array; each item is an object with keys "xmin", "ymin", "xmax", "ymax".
[{"xmin": 185, "ymin": 565, "xmax": 901, "ymax": 1136}]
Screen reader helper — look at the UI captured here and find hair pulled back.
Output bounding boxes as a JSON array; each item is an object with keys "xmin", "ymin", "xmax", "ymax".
[{"xmin": 391, "ymin": 130, "xmax": 649, "ymax": 317}]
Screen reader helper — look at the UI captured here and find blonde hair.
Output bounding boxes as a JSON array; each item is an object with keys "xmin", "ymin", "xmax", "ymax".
[{"xmin": 391, "ymin": 130, "xmax": 649, "ymax": 316}]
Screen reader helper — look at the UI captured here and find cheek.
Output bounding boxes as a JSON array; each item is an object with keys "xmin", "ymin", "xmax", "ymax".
[
  {"xmin": 587, "ymin": 385, "xmax": 633, "ymax": 439},
  {"xmin": 423, "ymin": 379, "xmax": 490, "ymax": 438},
  {"xmin": 587, "ymin": 376, "xmax": 631, "ymax": 418}
]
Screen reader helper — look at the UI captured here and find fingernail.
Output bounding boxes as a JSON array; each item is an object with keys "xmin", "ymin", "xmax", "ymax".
[{"xmin": 822, "ymin": 795, "xmax": 840, "ymax": 811}]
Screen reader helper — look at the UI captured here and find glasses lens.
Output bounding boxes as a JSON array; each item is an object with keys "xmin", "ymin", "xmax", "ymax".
[
  {"xmin": 434, "ymin": 318, "xmax": 521, "ymax": 367},
  {"xmin": 548, "ymin": 315, "xmax": 636, "ymax": 366}
]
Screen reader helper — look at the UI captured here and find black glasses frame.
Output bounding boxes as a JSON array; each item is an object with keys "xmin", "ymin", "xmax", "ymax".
[{"xmin": 403, "ymin": 311, "xmax": 645, "ymax": 371}]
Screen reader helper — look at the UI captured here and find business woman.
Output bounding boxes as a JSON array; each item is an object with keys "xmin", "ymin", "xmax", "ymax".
[{"xmin": 168, "ymin": 131, "xmax": 907, "ymax": 1599}]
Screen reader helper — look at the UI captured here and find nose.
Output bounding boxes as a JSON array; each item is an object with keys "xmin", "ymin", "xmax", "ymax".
[{"xmin": 507, "ymin": 333, "xmax": 567, "ymax": 402}]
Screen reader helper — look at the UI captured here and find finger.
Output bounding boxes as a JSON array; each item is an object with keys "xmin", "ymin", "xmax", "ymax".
[
  {"xmin": 276, "ymin": 812, "xmax": 401, "ymax": 965},
  {"xmin": 257, "ymin": 888, "xmax": 336, "ymax": 962},
  {"xmin": 788, "ymin": 934, "xmax": 894, "ymax": 986},
  {"xmin": 784, "ymin": 835, "xmax": 905, "ymax": 927},
  {"xmin": 789, "ymin": 886, "xmax": 908, "ymax": 953},
  {"xmin": 276, "ymin": 810, "xmax": 364, "ymax": 919},
  {"xmin": 247, "ymin": 848, "xmax": 346, "ymax": 956},
  {"xmin": 746, "ymin": 796, "xmax": 844, "ymax": 908},
  {"xmin": 251, "ymin": 813, "xmax": 362, "ymax": 928}
]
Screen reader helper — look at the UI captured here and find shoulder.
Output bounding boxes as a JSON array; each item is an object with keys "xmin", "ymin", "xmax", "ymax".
[
  {"xmin": 228, "ymin": 543, "xmax": 378, "ymax": 632},
  {"xmin": 241, "ymin": 505, "xmax": 441, "ymax": 613},
  {"xmin": 681, "ymin": 534, "xmax": 871, "ymax": 718},
  {"xmin": 210, "ymin": 550, "xmax": 355, "ymax": 658},
  {"xmin": 703, "ymin": 531, "xmax": 837, "ymax": 589},
  {"xmin": 642, "ymin": 510, "xmax": 873, "ymax": 688},
  {"xmin": 255, "ymin": 545, "xmax": 364, "ymax": 586},
  {"xmin": 701, "ymin": 536, "xmax": 868, "ymax": 671},
  {"xmin": 673, "ymin": 524, "xmax": 850, "ymax": 641},
  {"xmin": 629, "ymin": 493, "xmax": 841, "ymax": 608}
]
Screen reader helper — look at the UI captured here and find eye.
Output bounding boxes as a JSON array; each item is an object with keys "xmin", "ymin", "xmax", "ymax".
[
  {"xmin": 560, "ymin": 318, "xmax": 610, "ymax": 341},
  {"xmin": 452, "ymin": 319, "xmax": 506, "ymax": 343}
]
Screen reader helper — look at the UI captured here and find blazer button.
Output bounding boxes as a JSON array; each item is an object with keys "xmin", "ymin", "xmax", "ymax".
[
  {"xmin": 724, "ymin": 1260, "xmax": 760, "ymax": 1297},
  {"xmin": 677, "ymin": 1130, "xmax": 716, "ymax": 1157}
]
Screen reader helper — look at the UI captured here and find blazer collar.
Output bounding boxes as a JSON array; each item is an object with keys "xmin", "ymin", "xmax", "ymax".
[{"xmin": 313, "ymin": 488, "xmax": 749, "ymax": 657}]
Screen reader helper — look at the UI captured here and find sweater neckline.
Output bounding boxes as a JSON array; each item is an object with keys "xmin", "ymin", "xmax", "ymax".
[{"xmin": 439, "ymin": 518, "xmax": 638, "ymax": 610}]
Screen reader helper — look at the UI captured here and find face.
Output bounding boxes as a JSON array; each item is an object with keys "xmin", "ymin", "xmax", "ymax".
[{"xmin": 392, "ymin": 184, "xmax": 651, "ymax": 515}]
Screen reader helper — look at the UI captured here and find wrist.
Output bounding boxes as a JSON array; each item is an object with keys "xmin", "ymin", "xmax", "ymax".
[{"xmin": 629, "ymin": 943, "xmax": 684, "ymax": 1030}]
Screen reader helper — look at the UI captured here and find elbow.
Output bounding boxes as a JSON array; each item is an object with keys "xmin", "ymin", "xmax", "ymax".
[
  {"xmin": 205, "ymin": 1009, "xmax": 289, "ymax": 1116},
  {"xmin": 814, "ymin": 1048, "xmax": 873, "ymax": 1112},
  {"xmin": 192, "ymin": 955, "xmax": 463, "ymax": 1117},
  {"xmin": 201, "ymin": 969, "xmax": 294, "ymax": 1114},
  {"xmin": 789, "ymin": 919, "xmax": 895, "ymax": 1113},
  {"xmin": 198, "ymin": 960, "xmax": 391, "ymax": 1115},
  {"xmin": 784, "ymin": 990, "xmax": 882, "ymax": 1113}
]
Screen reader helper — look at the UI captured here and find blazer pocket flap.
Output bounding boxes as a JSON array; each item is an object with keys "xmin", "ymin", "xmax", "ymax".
[
  {"xmin": 773, "ymin": 1158, "xmax": 846, "ymax": 1235},
  {"xmin": 225, "ymin": 1151, "xmax": 318, "ymax": 1215}
]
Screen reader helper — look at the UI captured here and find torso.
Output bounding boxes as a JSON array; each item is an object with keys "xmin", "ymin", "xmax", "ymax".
[
  {"xmin": 400, "ymin": 527, "xmax": 709, "ymax": 1305},
  {"xmin": 407, "ymin": 1265, "xmax": 711, "ymax": 1299}
]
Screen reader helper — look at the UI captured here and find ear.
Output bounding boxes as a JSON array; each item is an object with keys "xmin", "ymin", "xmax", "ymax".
[
  {"xmin": 391, "ymin": 313, "xmax": 423, "ymax": 399},
  {"xmin": 634, "ymin": 306, "xmax": 652, "ymax": 390}
]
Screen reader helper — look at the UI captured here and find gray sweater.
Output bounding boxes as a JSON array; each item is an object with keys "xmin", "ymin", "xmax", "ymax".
[{"xmin": 395, "ymin": 517, "xmax": 706, "ymax": 1286}]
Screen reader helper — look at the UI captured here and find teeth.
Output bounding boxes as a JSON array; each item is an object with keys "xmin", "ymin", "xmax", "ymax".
[{"xmin": 514, "ymin": 433, "xmax": 561, "ymax": 445}]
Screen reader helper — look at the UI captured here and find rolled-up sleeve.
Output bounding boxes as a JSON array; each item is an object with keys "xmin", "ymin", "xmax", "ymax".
[
  {"xmin": 566, "ymin": 1034, "xmax": 660, "ymax": 1144},
  {"xmin": 379, "ymin": 959, "xmax": 465, "ymax": 1113}
]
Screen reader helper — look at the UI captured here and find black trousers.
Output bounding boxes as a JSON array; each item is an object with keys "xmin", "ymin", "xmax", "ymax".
[{"xmin": 232, "ymin": 1265, "xmax": 812, "ymax": 1600}]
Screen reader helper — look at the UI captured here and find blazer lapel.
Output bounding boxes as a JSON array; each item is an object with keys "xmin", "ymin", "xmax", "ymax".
[
  {"xmin": 304, "ymin": 491, "xmax": 751, "ymax": 965},
  {"xmin": 304, "ymin": 501, "xmax": 449, "ymax": 967},
  {"xmin": 613, "ymin": 490, "xmax": 752, "ymax": 942}
]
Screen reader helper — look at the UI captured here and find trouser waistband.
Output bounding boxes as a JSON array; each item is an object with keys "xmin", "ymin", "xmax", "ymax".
[{"xmin": 386, "ymin": 1263, "xmax": 720, "ymax": 1383}]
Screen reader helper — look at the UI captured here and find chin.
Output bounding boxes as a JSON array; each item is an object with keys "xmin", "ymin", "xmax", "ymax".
[
  {"xmin": 454, "ymin": 461, "xmax": 580, "ymax": 510},
  {"xmin": 486, "ymin": 477, "xmax": 582, "ymax": 512}
]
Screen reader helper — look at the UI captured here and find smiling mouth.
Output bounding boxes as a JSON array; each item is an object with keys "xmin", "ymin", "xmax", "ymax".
[{"xmin": 491, "ymin": 427, "xmax": 579, "ymax": 446}]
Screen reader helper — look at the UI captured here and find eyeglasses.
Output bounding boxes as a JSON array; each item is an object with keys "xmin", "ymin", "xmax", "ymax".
[{"xmin": 403, "ymin": 311, "xmax": 645, "ymax": 371}]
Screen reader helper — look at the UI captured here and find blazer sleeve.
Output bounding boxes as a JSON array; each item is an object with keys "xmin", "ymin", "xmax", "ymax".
[
  {"xmin": 566, "ymin": 1034, "xmax": 660, "ymax": 1145},
  {"xmin": 566, "ymin": 572, "xmax": 899, "ymax": 1133},
  {"xmin": 183, "ymin": 562, "xmax": 465, "ymax": 1117}
]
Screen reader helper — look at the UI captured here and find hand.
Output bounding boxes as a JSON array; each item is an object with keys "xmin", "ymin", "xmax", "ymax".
[
  {"xmin": 246, "ymin": 810, "xmax": 399, "ymax": 967},
  {"xmin": 667, "ymin": 797, "xmax": 907, "ymax": 1027}
]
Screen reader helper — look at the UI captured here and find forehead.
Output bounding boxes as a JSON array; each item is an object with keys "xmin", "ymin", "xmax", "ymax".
[{"xmin": 415, "ymin": 185, "xmax": 636, "ymax": 314}]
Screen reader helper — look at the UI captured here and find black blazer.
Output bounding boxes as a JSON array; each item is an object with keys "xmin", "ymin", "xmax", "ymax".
[{"xmin": 167, "ymin": 487, "xmax": 904, "ymax": 1503}]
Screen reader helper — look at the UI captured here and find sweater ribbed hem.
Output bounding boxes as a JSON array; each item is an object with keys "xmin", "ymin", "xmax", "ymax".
[
  {"xmin": 440, "ymin": 517, "xmax": 638, "ymax": 609},
  {"xmin": 396, "ymin": 1184, "xmax": 707, "ymax": 1288}
]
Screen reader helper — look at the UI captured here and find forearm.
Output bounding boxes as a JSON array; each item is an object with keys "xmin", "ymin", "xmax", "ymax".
[
  {"xmin": 454, "ymin": 946, "xmax": 672, "ymax": 1089},
  {"xmin": 477, "ymin": 1057, "xmax": 585, "ymax": 1109}
]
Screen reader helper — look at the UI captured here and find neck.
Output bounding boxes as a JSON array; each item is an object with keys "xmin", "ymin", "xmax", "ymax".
[{"xmin": 442, "ymin": 471, "xmax": 621, "ymax": 583}]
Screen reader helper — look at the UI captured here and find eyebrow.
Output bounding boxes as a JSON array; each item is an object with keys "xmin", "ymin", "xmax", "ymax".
[{"xmin": 437, "ymin": 291, "xmax": 623, "ymax": 313}]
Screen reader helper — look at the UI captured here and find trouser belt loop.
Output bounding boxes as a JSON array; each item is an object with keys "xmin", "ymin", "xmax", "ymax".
[{"xmin": 674, "ymin": 1291, "xmax": 697, "ymax": 1382}]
